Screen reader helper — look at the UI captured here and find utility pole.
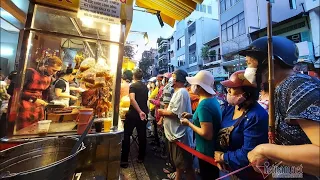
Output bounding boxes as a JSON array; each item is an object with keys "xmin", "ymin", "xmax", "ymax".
[{"xmin": 267, "ymin": 0, "xmax": 275, "ymax": 144}]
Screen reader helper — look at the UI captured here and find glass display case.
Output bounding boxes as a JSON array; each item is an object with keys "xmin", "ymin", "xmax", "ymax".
[
  {"xmin": 0, "ymin": 0, "xmax": 133, "ymax": 180},
  {"xmin": 1, "ymin": 1, "xmax": 133, "ymax": 179},
  {"xmin": 5, "ymin": 1, "xmax": 131, "ymax": 137}
]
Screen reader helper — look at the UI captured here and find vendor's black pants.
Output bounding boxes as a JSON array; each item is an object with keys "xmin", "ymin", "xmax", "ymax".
[
  {"xmin": 199, "ymin": 159, "xmax": 219, "ymax": 180},
  {"xmin": 121, "ymin": 112, "xmax": 148, "ymax": 162},
  {"xmin": 0, "ymin": 113, "xmax": 7, "ymax": 138}
]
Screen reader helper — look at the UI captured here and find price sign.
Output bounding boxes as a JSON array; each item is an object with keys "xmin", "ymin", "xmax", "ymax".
[{"xmin": 77, "ymin": 0, "xmax": 122, "ymax": 25}]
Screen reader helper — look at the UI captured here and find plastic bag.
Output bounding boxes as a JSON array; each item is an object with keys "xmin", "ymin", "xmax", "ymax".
[
  {"xmin": 79, "ymin": 57, "xmax": 95, "ymax": 72},
  {"xmin": 81, "ymin": 68, "xmax": 96, "ymax": 85},
  {"xmin": 95, "ymin": 57, "xmax": 110, "ymax": 77},
  {"xmin": 94, "ymin": 77, "xmax": 106, "ymax": 88}
]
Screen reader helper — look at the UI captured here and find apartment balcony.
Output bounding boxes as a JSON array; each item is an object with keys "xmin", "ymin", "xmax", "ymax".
[
  {"xmin": 188, "ymin": 21, "xmax": 196, "ymax": 32},
  {"xmin": 158, "ymin": 66, "xmax": 168, "ymax": 73},
  {"xmin": 189, "ymin": 35, "xmax": 196, "ymax": 46},
  {"xmin": 159, "ymin": 42, "xmax": 169, "ymax": 49},
  {"xmin": 203, "ymin": 55, "xmax": 218, "ymax": 64},
  {"xmin": 188, "ymin": 56, "xmax": 197, "ymax": 67},
  {"xmin": 220, "ymin": 57, "xmax": 246, "ymax": 67},
  {"xmin": 159, "ymin": 54, "xmax": 168, "ymax": 61}
]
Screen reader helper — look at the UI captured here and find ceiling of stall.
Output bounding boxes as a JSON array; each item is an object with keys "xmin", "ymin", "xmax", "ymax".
[
  {"xmin": 11, "ymin": 0, "xmax": 29, "ymax": 14},
  {"xmin": 33, "ymin": 5, "xmax": 114, "ymax": 42},
  {"xmin": 0, "ymin": 18, "xmax": 19, "ymax": 32},
  {"xmin": 0, "ymin": 8, "xmax": 24, "ymax": 30},
  {"xmin": 135, "ymin": 0, "xmax": 204, "ymax": 27}
]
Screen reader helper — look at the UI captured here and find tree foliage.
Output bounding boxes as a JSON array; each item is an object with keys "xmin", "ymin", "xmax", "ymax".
[
  {"xmin": 138, "ymin": 53, "xmax": 154, "ymax": 80},
  {"xmin": 124, "ymin": 45, "xmax": 135, "ymax": 60},
  {"xmin": 209, "ymin": 50, "xmax": 216, "ymax": 56},
  {"xmin": 201, "ymin": 45, "xmax": 209, "ymax": 60}
]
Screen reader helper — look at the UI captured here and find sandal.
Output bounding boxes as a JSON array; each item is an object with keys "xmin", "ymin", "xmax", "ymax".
[
  {"xmin": 165, "ymin": 163, "xmax": 173, "ymax": 168},
  {"xmin": 163, "ymin": 167, "xmax": 175, "ymax": 174},
  {"xmin": 167, "ymin": 172, "xmax": 176, "ymax": 180}
]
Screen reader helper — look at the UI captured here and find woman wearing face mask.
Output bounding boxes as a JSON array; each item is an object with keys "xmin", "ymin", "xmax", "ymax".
[
  {"xmin": 214, "ymin": 70, "xmax": 268, "ymax": 180},
  {"xmin": 180, "ymin": 70, "xmax": 221, "ymax": 180}
]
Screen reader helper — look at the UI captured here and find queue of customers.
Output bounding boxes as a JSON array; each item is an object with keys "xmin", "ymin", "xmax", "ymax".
[{"xmin": 120, "ymin": 36, "xmax": 319, "ymax": 180}]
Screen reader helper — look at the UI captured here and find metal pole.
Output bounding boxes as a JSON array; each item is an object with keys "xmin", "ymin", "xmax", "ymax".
[
  {"xmin": 112, "ymin": 20, "xmax": 126, "ymax": 130},
  {"xmin": 267, "ymin": 1, "xmax": 275, "ymax": 144},
  {"xmin": 238, "ymin": 48, "xmax": 241, "ymax": 70},
  {"xmin": 6, "ymin": 2, "xmax": 35, "ymax": 137}
]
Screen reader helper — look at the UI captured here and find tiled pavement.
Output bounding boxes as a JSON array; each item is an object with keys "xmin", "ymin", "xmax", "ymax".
[
  {"xmin": 119, "ymin": 116, "xmax": 201, "ymax": 180},
  {"xmin": 120, "ymin": 139, "xmax": 151, "ymax": 180},
  {"xmin": 119, "ymin": 117, "xmax": 167, "ymax": 180}
]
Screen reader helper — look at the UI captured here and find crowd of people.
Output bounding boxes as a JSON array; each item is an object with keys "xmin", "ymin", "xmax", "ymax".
[
  {"xmin": 0, "ymin": 36, "xmax": 319, "ymax": 179},
  {"xmin": 119, "ymin": 36, "xmax": 319, "ymax": 180}
]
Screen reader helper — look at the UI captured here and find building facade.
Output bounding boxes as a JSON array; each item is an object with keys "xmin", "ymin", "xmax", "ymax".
[
  {"xmin": 156, "ymin": 38, "xmax": 170, "ymax": 74},
  {"xmin": 219, "ymin": 0, "xmax": 307, "ymax": 73},
  {"xmin": 202, "ymin": 37, "xmax": 229, "ymax": 93},
  {"xmin": 305, "ymin": 0, "xmax": 320, "ymax": 68},
  {"xmin": 169, "ymin": 0, "xmax": 220, "ymax": 75}
]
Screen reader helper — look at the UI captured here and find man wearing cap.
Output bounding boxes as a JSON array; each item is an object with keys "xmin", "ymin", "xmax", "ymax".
[
  {"xmin": 158, "ymin": 69, "xmax": 195, "ymax": 180},
  {"xmin": 180, "ymin": 70, "xmax": 221, "ymax": 180},
  {"xmin": 241, "ymin": 36, "xmax": 320, "ymax": 178}
]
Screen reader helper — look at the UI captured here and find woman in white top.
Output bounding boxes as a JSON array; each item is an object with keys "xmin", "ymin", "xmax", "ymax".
[{"xmin": 53, "ymin": 68, "xmax": 80, "ymax": 107}]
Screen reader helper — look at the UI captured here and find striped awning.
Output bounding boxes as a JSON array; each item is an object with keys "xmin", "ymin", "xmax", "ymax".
[{"xmin": 135, "ymin": 0, "xmax": 203, "ymax": 27}]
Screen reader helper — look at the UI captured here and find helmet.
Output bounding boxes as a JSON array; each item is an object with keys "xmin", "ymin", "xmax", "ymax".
[
  {"xmin": 239, "ymin": 36, "xmax": 299, "ymax": 67},
  {"xmin": 173, "ymin": 69, "xmax": 188, "ymax": 83}
]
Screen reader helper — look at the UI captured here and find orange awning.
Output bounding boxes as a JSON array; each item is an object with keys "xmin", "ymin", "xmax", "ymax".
[{"xmin": 136, "ymin": 0, "xmax": 203, "ymax": 27}]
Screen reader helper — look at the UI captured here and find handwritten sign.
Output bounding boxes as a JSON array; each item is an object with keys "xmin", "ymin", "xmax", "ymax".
[{"xmin": 77, "ymin": 0, "xmax": 121, "ymax": 25}]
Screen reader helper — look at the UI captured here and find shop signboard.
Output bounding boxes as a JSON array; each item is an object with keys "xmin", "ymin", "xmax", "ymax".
[
  {"xmin": 296, "ymin": 41, "xmax": 315, "ymax": 62},
  {"xmin": 209, "ymin": 67, "xmax": 229, "ymax": 78},
  {"xmin": 35, "ymin": 0, "xmax": 80, "ymax": 11},
  {"xmin": 77, "ymin": 0, "xmax": 122, "ymax": 25}
]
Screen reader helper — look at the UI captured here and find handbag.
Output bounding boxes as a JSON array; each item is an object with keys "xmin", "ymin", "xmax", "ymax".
[{"xmin": 217, "ymin": 111, "xmax": 247, "ymax": 151}]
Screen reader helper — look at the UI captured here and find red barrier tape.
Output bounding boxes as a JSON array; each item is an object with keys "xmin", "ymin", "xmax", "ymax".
[
  {"xmin": 175, "ymin": 141, "xmax": 256, "ymax": 180},
  {"xmin": 175, "ymin": 141, "xmax": 218, "ymax": 167}
]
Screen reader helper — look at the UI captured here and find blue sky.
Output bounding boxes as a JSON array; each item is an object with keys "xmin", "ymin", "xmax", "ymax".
[{"xmin": 126, "ymin": 10, "xmax": 175, "ymax": 61}]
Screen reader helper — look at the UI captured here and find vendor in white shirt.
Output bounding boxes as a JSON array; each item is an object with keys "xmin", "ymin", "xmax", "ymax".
[{"xmin": 52, "ymin": 68, "xmax": 80, "ymax": 107}]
